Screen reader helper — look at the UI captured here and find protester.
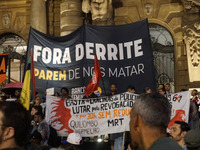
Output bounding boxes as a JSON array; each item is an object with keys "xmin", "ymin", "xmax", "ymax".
[
  {"xmin": 129, "ymin": 93, "xmax": 182, "ymax": 150},
  {"xmin": 30, "ymin": 105, "xmax": 43, "ymax": 135},
  {"xmin": 14, "ymin": 89, "xmax": 21, "ymax": 102},
  {"xmin": 30, "ymin": 130, "xmax": 43, "ymax": 146},
  {"xmin": 188, "ymin": 98, "xmax": 199, "ymax": 130},
  {"xmin": 143, "ymin": 87, "xmax": 152, "ymax": 94},
  {"xmin": 158, "ymin": 88, "xmax": 166, "ymax": 96},
  {"xmin": 61, "ymin": 87, "xmax": 70, "ymax": 99},
  {"xmin": 109, "ymin": 83, "xmax": 117, "ymax": 96},
  {"xmin": 191, "ymin": 89, "xmax": 200, "ymax": 111},
  {"xmin": 184, "ymin": 129, "xmax": 200, "ymax": 150},
  {"xmin": 109, "ymin": 83, "xmax": 123, "ymax": 150},
  {"xmin": 33, "ymin": 96, "xmax": 42, "ymax": 106},
  {"xmin": 169, "ymin": 121, "xmax": 190, "ymax": 149},
  {"xmin": 127, "ymin": 85, "xmax": 135, "ymax": 93},
  {"xmin": 31, "ymin": 105, "xmax": 43, "ymax": 116},
  {"xmin": 0, "ymin": 101, "xmax": 31, "ymax": 149},
  {"xmin": 68, "ymin": 133, "xmax": 82, "ymax": 145},
  {"xmin": 127, "ymin": 85, "xmax": 135, "ymax": 94},
  {"xmin": 60, "ymin": 133, "xmax": 82, "ymax": 150},
  {"xmin": 34, "ymin": 112, "xmax": 50, "ymax": 146},
  {"xmin": 54, "ymin": 92, "xmax": 60, "ymax": 97},
  {"xmin": 157, "ymin": 84, "xmax": 165, "ymax": 90},
  {"xmin": 180, "ymin": 89, "xmax": 187, "ymax": 92},
  {"xmin": 165, "ymin": 83, "xmax": 171, "ymax": 94}
]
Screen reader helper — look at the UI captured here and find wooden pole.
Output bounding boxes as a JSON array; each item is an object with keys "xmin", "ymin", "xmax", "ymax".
[{"xmin": 122, "ymin": 131, "xmax": 125, "ymax": 150}]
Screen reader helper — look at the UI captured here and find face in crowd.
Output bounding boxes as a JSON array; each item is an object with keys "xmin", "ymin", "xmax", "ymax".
[
  {"xmin": 146, "ymin": 88, "xmax": 152, "ymax": 94},
  {"xmin": 158, "ymin": 84, "xmax": 164, "ymax": 90},
  {"xmin": 128, "ymin": 88, "xmax": 135, "ymax": 93},
  {"xmin": 110, "ymin": 84, "xmax": 117, "ymax": 93},
  {"xmin": 31, "ymin": 107, "xmax": 37, "ymax": 116},
  {"xmin": 129, "ymin": 93, "xmax": 171, "ymax": 150},
  {"xmin": 0, "ymin": 101, "xmax": 31, "ymax": 148},
  {"xmin": 34, "ymin": 96, "xmax": 41, "ymax": 106},
  {"xmin": 191, "ymin": 89, "xmax": 198, "ymax": 97},
  {"xmin": 170, "ymin": 123, "xmax": 184, "ymax": 142},
  {"xmin": 14, "ymin": 89, "xmax": 21, "ymax": 98},
  {"xmin": 169, "ymin": 121, "xmax": 190, "ymax": 146},
  {"xmin": 165, "ymin": 84, "xmax": 170, "ymax": 92},
  {"xmin": 61, "ymin": 87, "xmax": 69, "ymax": 98},
  {"xmin": 158, "ymin": 89, "xmax": 165, "ymax": 96},
  {"xmin": 110, "ymin": 84, "xmax": 117, "ymax": 96}
]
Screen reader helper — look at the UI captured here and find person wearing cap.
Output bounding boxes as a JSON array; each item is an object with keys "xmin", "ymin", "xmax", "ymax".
[
  {"xmin": 61, "ymin": 133, "xmax": 82, "ymax": 150},
  {"xmin": 184, "ymin": 129, "xmax": 200, "ymax": 150}
]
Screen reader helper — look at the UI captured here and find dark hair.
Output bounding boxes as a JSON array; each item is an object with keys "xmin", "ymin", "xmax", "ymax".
[
  {"xmin": 180, "ymin": 89, "xmax": 187, "ymax": 92},
  {"xmin": 193, "ymin": 89, "xmax": 198, "ymax": 92},
  {"xmin": 158, "ymin": 84, "xmax": 165, "ymax": 88},
  {"xmin": 159, "ymin": 88, "xmax": 166, "ymax": 92},
  {"xmin": 32, "ymin": 105, "xmax": 43, "ymax": 114},
  {"xmin": 54, "ymin": 92, "xmax": 60, "ymax": 96},
  {"xmin": 61, "ymin": 143, "xmax": 82, "ymax": 150},
  {"xmin": 30, "ymin": 130, "xmax": 42, "ymax": 141},
  {"xmin": 127, "ymin": 85, "xmax": 135, "ymax": 90},
  {"xmin": 0, "ymin": 101, "xmax": 31, "ymax": 146},
  {"xmin": 165, "ymin": 83, "xmax": 170, "ymax": 86},
  {"xmin": 174, "ymin": 121, "xmax": 190, "ymax": 132},
  {"xmin": 61, "ymin": 87, "xmax": 69, "ymax": 94},
  {"xmin": 35, "ymin": 111, "xmax": 45, "ymax": 120},
  {"xmin": 110, "ymin": 83, "xmax": 117, "ymax": 87},
  {"xmin": 33, "ymin": 96, "xmax": 41, "ymax": 105},
  {"xmin": 143, "ymin": 87, "xmax": 151, "ymax": 93},
  {"xmin": 133, "ymin": 93, "xmax": 171, "ymax": 130}
]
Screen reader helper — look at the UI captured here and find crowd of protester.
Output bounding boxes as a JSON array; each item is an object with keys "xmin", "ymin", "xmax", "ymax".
[{"xmin": 0, "ymin": 83, "xmax": 200, "ymax": 150}]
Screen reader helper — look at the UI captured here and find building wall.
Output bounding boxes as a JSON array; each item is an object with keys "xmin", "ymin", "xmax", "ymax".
[
  {"xmin": 113, "ymin": 0, "xmax": 189, "ymax": 92},
  {"xmin": 0, "ymin": 0, "xmax": 30, "ymax": 41},
  {"xmin": 0, "ymin": 0, "xmax": 30, "ymax": 83},
  {"xmin": 0, "ymin": 0, "xmax": 199, "ymax": 92}
]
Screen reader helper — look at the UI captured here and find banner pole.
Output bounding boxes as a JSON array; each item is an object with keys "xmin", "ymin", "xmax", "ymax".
[
  {"xmin": 122, "ymin": 131, "xmax": 125, "ymax": 150},
  {"xmin": 101, "ymin": 77, "xmax": 107, "ymax": 96}
]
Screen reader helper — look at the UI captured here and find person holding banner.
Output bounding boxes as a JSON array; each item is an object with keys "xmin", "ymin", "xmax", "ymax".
[
  {"xmin": 165, "ymin": 83, "xmax": 171, "ymax": 94},
  {"xmin": 109, "ymin": 83, "xmax": 124, "ymax": 150},
  {"xmin": 109, "ymin": 83, "xmax": 117, "ymax": 96},
  {"xmin": 129, "ymin": 93, "xmax": 182, "ymax": 150},
  {"xmin": 61, "ymin": 87, "xmax": 70, "ymax": 99},
  {"xmin": 127, "ymin": 85, "xmax": 136, "ymax": 94}
]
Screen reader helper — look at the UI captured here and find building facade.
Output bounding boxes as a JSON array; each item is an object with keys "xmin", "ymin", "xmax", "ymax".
[{"xmin": 0, "ymin": 0, "xmax": 200, "ymax": 92}]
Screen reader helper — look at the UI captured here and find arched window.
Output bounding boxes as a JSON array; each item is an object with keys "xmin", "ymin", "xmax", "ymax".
[
  {"xmin": 0, "ymin": 33, "xmax": 26, "ymax": 84},
  {"xmin": 149, "ymin": 24, "xmax": 174, "ymax": 92}
]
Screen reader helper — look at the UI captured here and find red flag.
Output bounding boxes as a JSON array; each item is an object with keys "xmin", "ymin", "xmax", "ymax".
[
  {"xmin": 30, "ymin": 50, "xmax": 36, "ymax": 97},
  {"xmin": 84, "ymin": 54, "xmax": 102, "ymax": 98},
  {"xmin": 0, "ymin": 53, "xmax": 8, "ymax": 84}
]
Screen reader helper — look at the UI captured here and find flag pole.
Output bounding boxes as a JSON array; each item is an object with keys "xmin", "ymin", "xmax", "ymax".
[{"xmin": 122, "ymin": 131, "xmax": 125, "ymax": 150}]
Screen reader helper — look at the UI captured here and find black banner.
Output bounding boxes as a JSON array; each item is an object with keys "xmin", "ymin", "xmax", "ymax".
[{"xmin": 26, "ymin": 19, "xmax": 155, "ymax": 97}]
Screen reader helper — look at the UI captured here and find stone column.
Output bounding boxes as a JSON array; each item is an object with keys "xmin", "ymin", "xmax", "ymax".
[
  {"xmin": 30, "ymin": 0, "xmax": 47, "ymax": 33},
  {"xmin": 60, "ymin": 0, "xmax": 83, "ymax": 36},
  {"xmin": 182, "ymin": 0, "xmax": 200, "ymax": 82}
]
